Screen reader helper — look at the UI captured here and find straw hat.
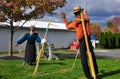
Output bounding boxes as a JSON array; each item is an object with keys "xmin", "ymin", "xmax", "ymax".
[{"xmin": 73, "ymin": 6, "xmax": 84, "ymax": 13}]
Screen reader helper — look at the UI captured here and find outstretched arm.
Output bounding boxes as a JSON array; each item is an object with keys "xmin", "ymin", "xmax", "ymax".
[
  {"xmin": 15, "ymin": 33, "xmax": 28, "ymax": 46},
  {"xmin": 36, "ymin": 33, "xmax": 41, "ymax": 43},
  {"xmin": 84, "ymin": 10, "xmax": 89, "ymax": 20},
  {"xmin": 83, "ymin": 10, "xmax": 91, "ymax": 36},
  {"xmin": 61, "ymin": 12, "xmax": 76, "ymax": 29}
]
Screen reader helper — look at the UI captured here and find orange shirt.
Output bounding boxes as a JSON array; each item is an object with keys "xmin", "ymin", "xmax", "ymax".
[{"xmin": 63, "ymin": 17, "xmax": 91, "ymax": 40}]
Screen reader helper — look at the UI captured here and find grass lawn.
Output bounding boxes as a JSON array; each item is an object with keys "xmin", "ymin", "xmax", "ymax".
[{"xmin": 0, "ymin": 58, "xmax": 120, "ymax": 79}]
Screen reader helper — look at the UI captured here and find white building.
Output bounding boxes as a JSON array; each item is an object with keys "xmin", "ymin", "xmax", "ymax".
[{"xmin": 0, "ymin": 21, "xmax": 76, "ymax": 52}]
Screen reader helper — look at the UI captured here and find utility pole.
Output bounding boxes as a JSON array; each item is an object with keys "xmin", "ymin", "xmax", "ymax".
[{"xmin": 84, "ymin": 0, "xmax": 86, "ymax": 10}]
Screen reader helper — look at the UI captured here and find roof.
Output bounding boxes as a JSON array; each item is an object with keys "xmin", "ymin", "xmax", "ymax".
[{"xmin": 0, "ymin": 20, "xmax": 67, "ymax": 30}]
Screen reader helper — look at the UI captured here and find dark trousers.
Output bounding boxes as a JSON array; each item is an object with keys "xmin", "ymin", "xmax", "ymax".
[{"xmin": 79, "ymin": 38, "xmax": 98, "ymax": 78}]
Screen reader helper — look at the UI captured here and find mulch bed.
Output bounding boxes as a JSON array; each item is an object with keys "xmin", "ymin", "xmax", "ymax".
[
  {"xmin": 0, "ymin": 54, "xmax": 119, "ymax": 60},
  {"xmin": 0, "ymin": 54, "xmax": 77, "ymax": 60},
  {"xmin": 0, "ymin": 56, "xmax": 23, "ymax": 60}
]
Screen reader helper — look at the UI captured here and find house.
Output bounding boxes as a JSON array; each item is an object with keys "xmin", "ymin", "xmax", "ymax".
[{"xmin": 0, "ymin": 21, "xmax": 77, "ymax": 52}]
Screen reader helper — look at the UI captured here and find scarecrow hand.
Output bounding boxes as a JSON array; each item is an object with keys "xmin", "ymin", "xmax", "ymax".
[
  {"xmin": 83, "ymin": 10, "xmax": 89, "ymax": 20},
  {"xmin": 41, "ymin": 39, "xmax": 47, "ymax": 44},
  {"xmin": 61, "ymin": 12, "xmax": 66, "ymax": 19},
  {"xmin": 15, "ymin": 43, "xmax": 18, "ymax": 47}
]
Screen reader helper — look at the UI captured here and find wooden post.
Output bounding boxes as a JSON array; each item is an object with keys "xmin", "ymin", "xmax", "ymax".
[
  {"xmin": 72, "ymin": 49, "xmax": 79, "ymax": 69},
  {"xmin": 80, "ymin": 12, "xmax": 96, "ymax": 79},
  {"xmin": 33, "ymin": 22, "xmax": 51, "ymax": 75},
  {"xmin": 33, "ymin": 44, "xmax": 44, "ymax": 75}
]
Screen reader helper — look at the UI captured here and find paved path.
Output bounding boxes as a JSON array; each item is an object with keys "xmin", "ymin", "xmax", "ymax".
[
  {"xmin": 0, "ymin": 49, "xmax": 120, "ymax": 60},
  {"xmin": 94, "ymin": 49, "xmax": 120, "ymax": 59},
  {"xmin": 57, "ymin": 49, "xmax": 120, "ymax": 59}
]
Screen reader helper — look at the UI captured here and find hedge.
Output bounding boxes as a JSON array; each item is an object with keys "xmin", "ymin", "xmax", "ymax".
[{"xmin": 99, "ymin": 32, "xmax": 120, "ymax": 49}]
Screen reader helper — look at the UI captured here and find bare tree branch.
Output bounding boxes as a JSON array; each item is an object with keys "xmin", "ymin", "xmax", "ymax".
[{"xmin": 14, "ymin": 20, "xmax": 27, "ymax": 32}]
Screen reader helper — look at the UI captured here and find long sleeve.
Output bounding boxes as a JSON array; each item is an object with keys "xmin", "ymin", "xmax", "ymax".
[
  {"xmin": 84, "ymin": 11, "xmax": 91, "ymax": 36},
  {"xmin": 64, "ymin": 18, "xmax": 77, "ymax": 29},
  {"xmin": 36, "ymin": 34, "xmax": 41, "ymax": 43},
  {"xmin": 17, "ymin": 33, "xmax": 28, "ymax": 44},
  {"xmin": 84, "ymin": 10, "xmax": 89, "ymax": 20}
]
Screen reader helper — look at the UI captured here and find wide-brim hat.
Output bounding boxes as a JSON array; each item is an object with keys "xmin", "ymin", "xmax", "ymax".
[{"xmin": 73, "ymin": 6, "xmax": 84, "ymax": 13}]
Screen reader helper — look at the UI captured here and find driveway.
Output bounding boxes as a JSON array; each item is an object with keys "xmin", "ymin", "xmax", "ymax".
[
  {"xmin": 0, "ymin": 49, "xmax": 120, "ymax": 60},
  {"xmin": 94, "ymin": 49, "xmax": 120, "ymax": 59},
  {"xmin": 56, "ymin": 49, "xmax": 120, "ymax": 59}
]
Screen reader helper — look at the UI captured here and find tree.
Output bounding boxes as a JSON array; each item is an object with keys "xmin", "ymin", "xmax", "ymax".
[
  {"xmin": 0, "ymin": 0, "xmax": 66, "ymax": 56},
  {"xmin": 107, "ymin": 20, "xmax": 113, "ymax": 28},
  {"xmin": 90, "ymin": 23, "xmax": 102, "ymax": 38},
  {"xmin": 111, "ymin": 16, "xmax": 120, "ymax": 32},
  {"xmin": 105, "ymin": 27, "xmax": 113, "ymax": 33}
]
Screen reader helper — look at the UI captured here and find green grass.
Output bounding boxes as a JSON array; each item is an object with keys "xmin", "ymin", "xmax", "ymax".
[
  {"xmin": 0, "ymin": 58, "xmax": 120, "ymax": 79},
  {"xmin": 53, "ymin": 49, "xmax": 77, "ymax": 54}
]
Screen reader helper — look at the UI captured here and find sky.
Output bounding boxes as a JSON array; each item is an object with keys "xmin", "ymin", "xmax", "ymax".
[{"xmin": 40, "ymin": 0, "xmax": 120, "ymax": 27}]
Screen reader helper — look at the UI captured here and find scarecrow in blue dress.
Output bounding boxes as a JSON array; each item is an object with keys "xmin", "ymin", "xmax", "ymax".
[{"xmin": 15, "ymin": 25, "xmax": 42, "ymax": 65}]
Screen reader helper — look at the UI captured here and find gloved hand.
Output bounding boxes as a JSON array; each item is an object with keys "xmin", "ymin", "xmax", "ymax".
[{"xmin": 41, "ymin": 38, "xmax": 47, "ymax": 44}]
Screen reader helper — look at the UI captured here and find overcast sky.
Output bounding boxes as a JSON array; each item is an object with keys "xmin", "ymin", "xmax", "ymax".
[{"xmin": 40, "ymin": 0, "xmax": 120, "ymax": 27}]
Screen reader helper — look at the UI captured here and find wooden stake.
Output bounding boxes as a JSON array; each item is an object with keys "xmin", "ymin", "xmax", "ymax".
[
  {"xmin": 72, "ymin": 49, "xmax": 79, "ymax": 69},
  {"xmin": 80, "ymin": 12, "xmax": 96, "ymax": 79},
  {"xmin": 33, "ymin": 22, "xmax": 51, "ymax": 75},
  {"xmin": 33, "ymin": 44, "xmax": 44, "ymax": 75}
]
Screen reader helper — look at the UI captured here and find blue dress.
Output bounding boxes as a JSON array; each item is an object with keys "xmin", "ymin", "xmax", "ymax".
[{"xmin": 17, "ymin": 33, "xmax": 41, "ymax": 64}]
